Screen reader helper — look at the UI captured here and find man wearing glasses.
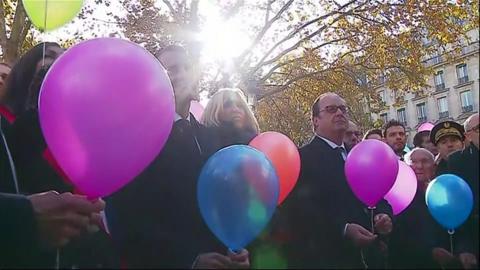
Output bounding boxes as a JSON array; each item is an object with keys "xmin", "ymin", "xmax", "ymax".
[
  {"xmin": 284, "ymin": 92, "xmax": 392, "ymax": 268},
  {"xmin": 447, "ymin": 113, "xmax": 479, "ymax": 269}
]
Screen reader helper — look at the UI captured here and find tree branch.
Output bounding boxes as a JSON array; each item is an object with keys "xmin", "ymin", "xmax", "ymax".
[
  {"xmin": 259, "ymin": 35, "xmax": 354, "ymax": 82},
  {"xmin": 7, "ymin": 0, "xmax": 28, "ymax": 58},
  {"xmin": 249, "ymin": 0, "xmax": 360, "ymax": 71},
  {"xmin": 162, "ymin": 0, "xmax": 180, "ymax": 22},
  {"xmin": 223, "ymin": 0, "xmax": 246, "ymax": 19},
  {"xmin": 258, "ymin": 46, "xmax": 366, "ymax": 100},
  {"xmin": 0, "ymin": 0, "xmax": 7, "ymax": 51},
  {"xmin": 236, "ymin": 0, "xmax": 295, "ymax": 66}
]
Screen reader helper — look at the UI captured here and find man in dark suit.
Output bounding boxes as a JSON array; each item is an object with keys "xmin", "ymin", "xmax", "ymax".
[
  {"xmin": 283, "ymin": 92, "xmax": 393, "ymax": 268},
  {"xmin": 448, "ymin": 113, "xmax": 479, "ymax": 269},
  {"xmin": 106, "ymin": 45, "xmax": 249, "ymax": 268}
]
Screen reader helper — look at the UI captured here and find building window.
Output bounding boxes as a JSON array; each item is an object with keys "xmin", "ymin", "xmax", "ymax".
[
  {"xmin": 379, "ymin": 89, "xmax": 387, "ymax": 103},
  {"xmin": 416, "ymin": 102, "xmax": 427, "ymax": 123},
  {"xmin": 432, "ymin": 51, "xmax": 442, "ymax": 65},
  {"xmin": 378, "ymin": 74, "xmax": 386, "ymax": 85},
  {"xmin": 434, "ymin": 71, "xmax": 445, "ymax": 91},
  {"xmin": 456, "ymin": 64, "xmax": 469, "ymax": 84},
  {"xmin": 397, "ymin": 108, "xmax": 407, "ymax": 126},
  {"xmin": 437, "ymin": 97, "xmax": 449, "ymax": 119},
  {"xmin": 380, "ymin": 113, "xmax": 388, "ymax": 124},
  {"xmin": 460, "ymin": 90, "xmax": 473, "ymax": 112}
]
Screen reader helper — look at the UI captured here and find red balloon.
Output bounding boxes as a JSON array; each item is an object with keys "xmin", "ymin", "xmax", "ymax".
[{"xmin": 249, "ymin": 132, "xmax": 300, "ymax": 205}]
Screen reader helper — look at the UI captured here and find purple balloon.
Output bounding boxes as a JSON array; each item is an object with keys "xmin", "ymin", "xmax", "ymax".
[
  {"xmin": 345, "ymin": 139, "xmax": 399, "ymax": 207},
  {"xmin": 39, "ymin": 38, "xmax": 175, "ymax": 198},
  {"xmin": 384, "ymin": 161, "xmax": 418, "ymax": 215}
]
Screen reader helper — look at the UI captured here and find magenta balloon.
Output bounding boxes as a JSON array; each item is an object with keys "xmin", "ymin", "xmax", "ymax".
[
  {"xmin": 39, "ymin": 38, "xmax": 175, "ymax": 198},
  {"xmin": 190, "ymin": 100, "xmax": 204, "ymax": 120},
  {"xmin": 384, "ymin": 161, "xmax": 418, "ymax": 215},
  {"xmin": 417, "ymin": 122, "xmax": 434, "ymax": 132},
  {"xmin": 345, "ymin": 139, "xmax": 399, "ymax": 207}
]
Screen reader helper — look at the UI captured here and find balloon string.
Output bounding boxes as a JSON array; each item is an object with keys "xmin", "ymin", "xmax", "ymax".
[
  {"xmin": 370, "ymin": 208, "xmax": 374, "ymax": 233},
  {"xmin": 448, "ymin": 229, "xmax": 455, "ymax": 255},
  {"xmin": 360, "ymin": 249, "xmax": 369, "ymax": 269},
  {"xmin": 55, "ymin": 248, "xmax": 60, "ymax": 269},
  {"xmin": 368, "ymin": 206, "xmax": 376, "ymax": 233},
  {"xmin": 42, "ymin": 0, "xmax": 48, "ymax": 67}
]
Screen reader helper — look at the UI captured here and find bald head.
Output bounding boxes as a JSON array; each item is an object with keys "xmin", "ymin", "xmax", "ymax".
[
  {"xmin": 464, "ymin": 113, "xmax": 479, "ymax": 148},
  {"xmin": 405, "ymin": 148, "xmax": 436, "ymax": 188}
]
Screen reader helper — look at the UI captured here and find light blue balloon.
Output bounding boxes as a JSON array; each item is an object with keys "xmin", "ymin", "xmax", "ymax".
[
  {"xmin": 197, "ymin": 145, "xmax": 279, "ymax": 251},
  {"xmin": 426, "ymin": 174, "xmax": 473, "ymax": 230}
]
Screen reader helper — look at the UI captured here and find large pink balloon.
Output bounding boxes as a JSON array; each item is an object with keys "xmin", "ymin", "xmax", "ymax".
[
  {"xmin": 39, "ymin": 38, "xmax": 175, "ymax": 198},
  {"xmin": 345, "ymin": 140, "xmax": 399, "ymax": 207},
  {"xmin": 384, "ymin": 161, "xmax": 418, "ymax": 215},
  {"xmin": 417, "ymin": 122, "xmax": 434, "ymax": 132},
  {"xmin": 190, "ymin": 100, "xmax": 204, "ymax": 120}
]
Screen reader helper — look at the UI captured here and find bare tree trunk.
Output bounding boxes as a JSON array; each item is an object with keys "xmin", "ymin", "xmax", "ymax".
[{"xmin": 0, "ymin": 0, "xmax": 30, "ymax": 64}]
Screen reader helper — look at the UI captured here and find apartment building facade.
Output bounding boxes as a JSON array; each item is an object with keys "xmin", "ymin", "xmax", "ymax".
[{"xmin": 372, "ymin": 30, "xmax": 479, "ymax": 146}]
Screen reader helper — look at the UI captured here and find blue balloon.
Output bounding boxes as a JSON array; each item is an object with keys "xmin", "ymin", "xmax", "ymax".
[
  {"xmin": 426, "ymin": 174, "xmax": 473, "ymax": 230},
  {"xmin": 197, "ymin": 145, "xmax": 279, "ymax": 251}
]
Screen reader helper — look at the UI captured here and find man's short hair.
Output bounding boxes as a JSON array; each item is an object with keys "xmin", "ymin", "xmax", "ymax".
[
  {"xmin": 363, "ymin": 128, "xmax": 383, "ymax": 140},
  {"xmin": 311, "ymin": 92, "xmax": 343, "ymax": 119},
  {"xmin": 383, "ymin": 119, "xmax": 406, "ymax": 137}
]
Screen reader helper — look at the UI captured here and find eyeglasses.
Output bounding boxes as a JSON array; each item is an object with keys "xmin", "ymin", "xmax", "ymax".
[
  {"xmin": 467, "ymin": 124, "xmax": 479, "ymax": 133},
  {"xmin": 319, "ymin": 105, "xmax": 348, "ymax": 114}
]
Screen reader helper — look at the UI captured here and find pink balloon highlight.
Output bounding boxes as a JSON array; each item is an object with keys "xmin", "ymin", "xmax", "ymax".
[
  {"xmin": 39, "ymin": 38, "xmax": 175, "ymax": 198},
  {"xmin": 345, "ymin": 140, "xmax": 399, "ymax": 207},
  {"xmin": 384, "ymin": 161, "xmax": 418, "ymax": 215},
  {"xmin": 190, "ymin": 100, "xmax": 205, "ymax": 121},
  {"xmin": 417, "ymin": 122, "xmax": 434, "ymax": 132}
]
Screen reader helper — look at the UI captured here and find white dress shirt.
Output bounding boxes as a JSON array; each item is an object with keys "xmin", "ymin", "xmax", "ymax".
[
  {"xmin": 174, "ymin": 113, "xmax": 191, "ymax": 122},
  {"xmin": 316, "ymin": 134, "xmax": 347, "ymax": 160}
]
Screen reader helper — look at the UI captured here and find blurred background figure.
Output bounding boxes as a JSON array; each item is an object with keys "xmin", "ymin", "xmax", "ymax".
[
  {"xmin": 363, "ymin": 128, "xmax": 383, "ymax": 141},
  {"xmin": 343, "ymin": 120, "xmax": 361, "ymax": 150},
  {"xmin": 413, "ymin": 130, "xmax": 438, "ymax": 156}
]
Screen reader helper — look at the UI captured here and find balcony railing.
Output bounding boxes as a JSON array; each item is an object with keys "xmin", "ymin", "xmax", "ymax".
[
  {"xmin": 435, "ymin": 83, "xmax": 446, "ymax": 92},
  {"xmin": 432, "ymin": 56, "xmax": 443, "ymax": 65},
  {"xmin": 418, "ymin": 116, "xmax": 427, "ymax": 123},
  {"xmin": 462, "ymin": 105, "xmax": 473, "ymax": 113},
  {"xmin": 458, "ymin": 76, "xmax": 469, "ymax": 84},
  {"xmin": 439, "ymin": 111, "xmax": 449, "ymax": 119}
]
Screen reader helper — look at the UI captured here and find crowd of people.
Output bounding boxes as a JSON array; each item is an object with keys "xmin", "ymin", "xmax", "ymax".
[{"xmin": 0, "ymin": 43, "xmax": 478, "ymax": 269}]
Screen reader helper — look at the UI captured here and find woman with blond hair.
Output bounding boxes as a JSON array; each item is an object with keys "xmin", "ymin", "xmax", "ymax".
[{"xmin": 202, "ymin": 88, "xmax": 259, "ymax": 149}]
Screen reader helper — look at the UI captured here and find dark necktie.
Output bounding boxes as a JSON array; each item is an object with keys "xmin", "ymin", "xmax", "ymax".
[{"xmin": 335, "ymin": 146, "xmax": 346, "ymax": 161}]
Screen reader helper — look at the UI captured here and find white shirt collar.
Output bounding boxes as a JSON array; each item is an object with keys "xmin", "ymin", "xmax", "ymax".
[
  {"xmin": 174, "ymin": 113, "xmax": 191, "ymax": 122},
  {"xmin": 315, "ymin": 134, "xmax": 346, "ymax": 150}
]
